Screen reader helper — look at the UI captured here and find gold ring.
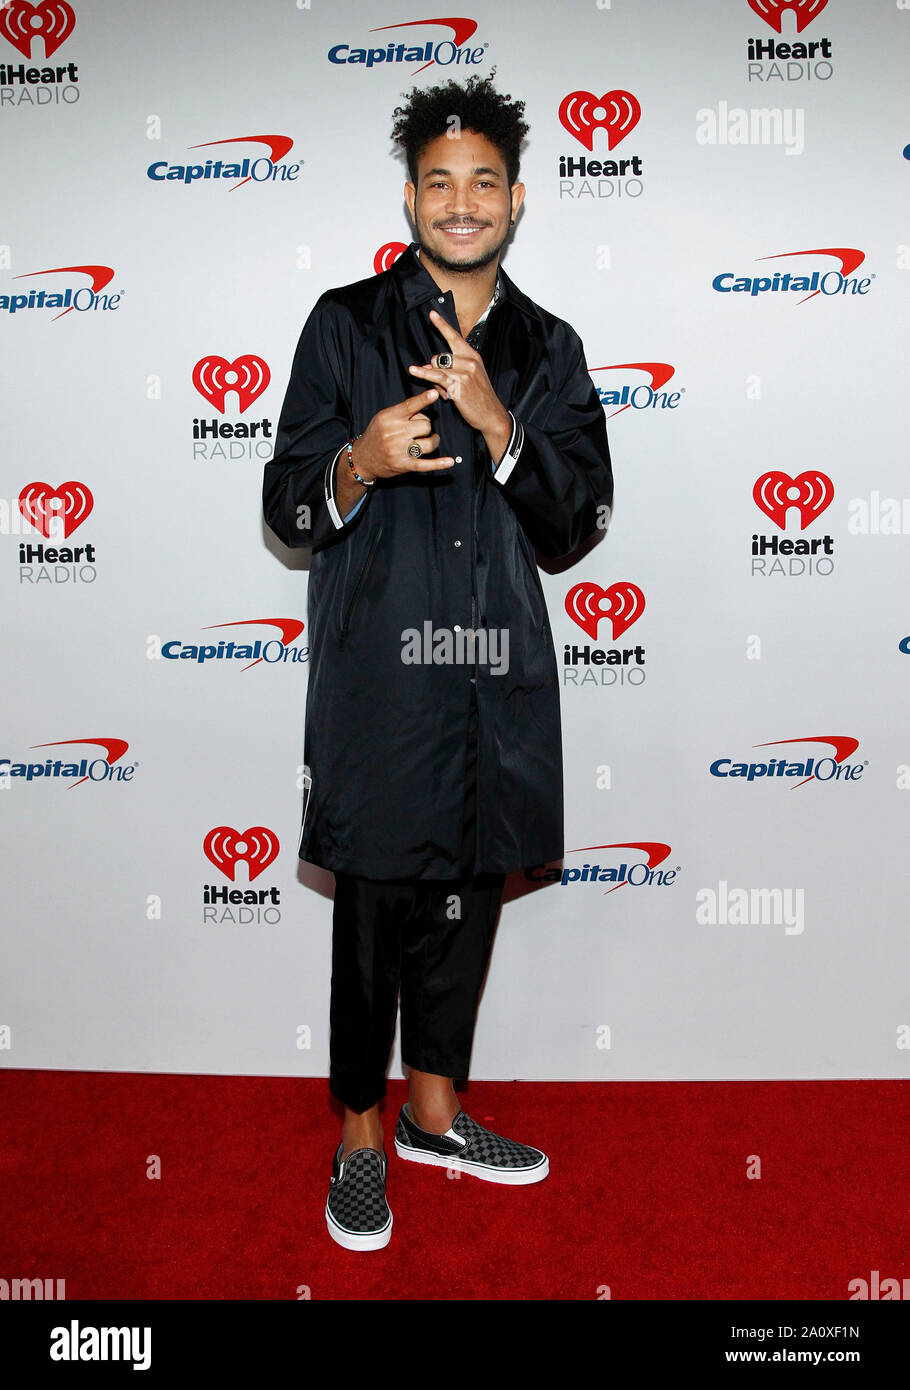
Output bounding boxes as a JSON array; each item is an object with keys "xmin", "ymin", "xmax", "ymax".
[
  {"xmin": 435, "ymin": 352, "xmax": 454, "ymax": 370},
  {"xmin": 407, "ymin": 441, "xmax": 422, "ymax": 459}
]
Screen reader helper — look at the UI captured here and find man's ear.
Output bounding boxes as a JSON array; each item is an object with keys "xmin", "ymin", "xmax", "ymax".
[
  {"xmin": 510, "ymin": 181, "xmax": 526, "ymax": 222},
  {"xmin": 404, "ymin": 181, "xmax": 417, "ymax": 222}
]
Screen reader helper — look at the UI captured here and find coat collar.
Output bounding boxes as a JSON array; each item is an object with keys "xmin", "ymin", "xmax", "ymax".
[{"xmin": 391, "ymin": 242, "xmax": 542, "ymax": 324}]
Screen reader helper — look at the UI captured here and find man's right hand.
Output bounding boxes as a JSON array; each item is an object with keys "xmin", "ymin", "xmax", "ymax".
[{"xmin": 351, "ymin": 388, "xmax": 455, "ymax": 482}]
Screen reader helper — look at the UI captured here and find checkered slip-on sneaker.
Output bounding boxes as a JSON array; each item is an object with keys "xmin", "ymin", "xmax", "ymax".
[
  {"xmin": 395, "ymin": 1105, "xmax": 549, "ymax": 1185},
  {"xmin": 325, "ymin": 1144, "xmax": 393, "ymax": 1251}
]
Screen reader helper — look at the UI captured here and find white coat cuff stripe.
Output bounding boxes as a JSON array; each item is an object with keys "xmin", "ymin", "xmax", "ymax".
[
  {"xmin": 325, "ymin": 443, "xmax": 348, "ymax": 529},
  {"xmin": 493, "ymin": 414, "xmax": 523, "ymax": 485}
]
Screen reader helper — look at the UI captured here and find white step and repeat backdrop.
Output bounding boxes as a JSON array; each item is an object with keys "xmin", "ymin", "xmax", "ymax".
[{"xmin": 3, "ymin": 0, "xmax": 909, "ymax": 1082}]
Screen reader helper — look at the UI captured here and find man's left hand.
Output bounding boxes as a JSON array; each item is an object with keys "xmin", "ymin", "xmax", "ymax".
[{"xmin": 408, "ymin": 309, "xmax": 511, "ymax": 461}]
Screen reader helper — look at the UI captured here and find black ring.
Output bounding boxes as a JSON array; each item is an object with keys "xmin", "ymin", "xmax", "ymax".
[{"xmin": 435, "ymin": 352, "xmax": 454, "ymax": 370}]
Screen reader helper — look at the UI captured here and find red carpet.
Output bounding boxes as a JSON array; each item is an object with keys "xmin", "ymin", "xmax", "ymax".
[{"xmin": 2, "ymin": 1072, "xmax": 908, "ymax": 1301}]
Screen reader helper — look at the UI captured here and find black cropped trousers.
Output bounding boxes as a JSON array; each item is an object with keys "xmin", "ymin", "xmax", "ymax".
[{"xmin": 329, "ymin": 681, "xmax": 505, "ymax": 1113}]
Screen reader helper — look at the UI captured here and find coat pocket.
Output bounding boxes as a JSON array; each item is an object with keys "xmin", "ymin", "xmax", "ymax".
[{"xmin": 339, "ymin": 523, "xmax": 383, "ymax": 649}]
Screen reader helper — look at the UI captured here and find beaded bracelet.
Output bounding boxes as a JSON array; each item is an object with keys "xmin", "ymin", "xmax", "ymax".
[{"xmin": 347, "ymin": 434, "xmax": 373, "ymax": 486}]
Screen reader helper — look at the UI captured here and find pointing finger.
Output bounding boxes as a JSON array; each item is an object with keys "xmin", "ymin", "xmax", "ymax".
[
  {"xmin": 408, "ymin": 364, "xmax": 452, "ymax": 385},
  {"xmin": 409, "ymin": 455, "xmax": 454, "ymax": 471},
  {"xmin": 428, "ymin": 308, "xmax": 465, "ymax": 348},
  {"xmin": 400, "ymin": 387, "xmax": 439, "ymax": 414}
]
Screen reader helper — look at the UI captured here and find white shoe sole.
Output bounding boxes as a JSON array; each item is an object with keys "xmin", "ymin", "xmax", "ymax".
[
  {"xmin": 325, "ymin": 1205, "xmax": 393, "ymax": 1251},
  {"xmin": 394, "ymin": 1139, "xmax": 549, "ymax": 1185}
]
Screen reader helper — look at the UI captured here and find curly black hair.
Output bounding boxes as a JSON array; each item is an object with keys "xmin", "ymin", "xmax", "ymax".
[{"xmin": 390, "ymin": 70, "xmax": 529, "ymax": 186}]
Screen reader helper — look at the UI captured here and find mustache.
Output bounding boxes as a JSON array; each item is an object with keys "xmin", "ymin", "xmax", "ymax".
[{"xmin": 433, "ymin": 219, "xmax": 492, "ymax": 228}]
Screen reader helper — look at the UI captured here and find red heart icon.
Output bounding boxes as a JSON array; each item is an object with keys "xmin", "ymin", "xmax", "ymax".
[
  {"xmin": 0, "ymin": 0, "xmax": 75, "ymax": 59},
  {"xmin": 19, "ymin": 481, "xmax": 93, "ymax": 539},
  {"xmin": 747, "ymin": 0, "xmax": 827, "ymax": 35},
  {"xmin": 565, "ymin": 581, "xmax": 645, "ymax": 641},
  {"xmin": 558, "ymin": 90, "xmax": 641, "ymax": 152},
  {"xmin": 203, "ymin": 826, "xmax": 279, "ymax": 882},
  {"xmin": 753, "ymin": 471, "xmax": 833, "ymax": 530},
  {"xmin": 192, "ymin": 355, "xmax": 270, "ymax": 414}
]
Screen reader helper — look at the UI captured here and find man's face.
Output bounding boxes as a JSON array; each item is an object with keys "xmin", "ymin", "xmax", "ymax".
[{"xmin": 404, "ymin": 129, "xmax": 525, "ymax": 275}]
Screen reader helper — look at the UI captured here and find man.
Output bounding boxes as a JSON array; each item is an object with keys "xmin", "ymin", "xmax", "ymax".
[{"xmin": 263, "ymin": 73, "xmax": 612, "ymax": 1251}]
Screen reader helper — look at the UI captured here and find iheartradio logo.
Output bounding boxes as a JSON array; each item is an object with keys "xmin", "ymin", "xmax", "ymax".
[
  {"xmin": 1, "ymin": 0, "xmax": 75, "ymax": 58},
  {"xmin": 747, "ymin": 0, "xmax": 827, "ymax": 35},
  {"xmin": 565, "ymin": 581, "xmax": 645, "ymax": 641},
  {"xmin": 753, "ymin": 470, "xmax": 833, "ymax": 530},
  {"xmin": 203, "ymin": 826, "xmax": 279, "ymax": 882},
  {"xmin": 192, "ymin": 355, "xmax": 270, "ymax": 414},
  {"xmin": 19, "ymin": 480, "xmax": 93, "ymax": 538},
  {"xmin": 559, "ymin": 90, "xmax": 641, "ymax": 151},
  {"xmin": 374, "ymin": 242, "xmax": 408, "ymax": 274}
]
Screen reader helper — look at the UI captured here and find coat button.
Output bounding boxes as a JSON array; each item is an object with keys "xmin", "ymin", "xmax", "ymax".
[
  {"xmin": 455, "ymin": 456, "xmax": 462, "ymax": 463},
  {"xmin": 454, "ymin": 539, "xmax": 462, "ymax": 548},
  {"xmin": 437, "ymin": 296, "xmax": 445, "ymax": 303}
]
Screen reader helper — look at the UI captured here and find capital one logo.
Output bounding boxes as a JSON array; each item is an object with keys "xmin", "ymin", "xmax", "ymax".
[
  {"xmin": 203, "ymin": 826, "xmax": 279, "ymax": 881},
  {"xmin": 528, "ymin": 841, "xmax": 677, "ymax": 893},
  {"xmin": 574, "ymin": 841, "xmax": 674, "ymax": 893},
  {"xmin": 374, "ymin": 242, "xmax": 408, "ymax": 274},
  {"xmin": 747, "ymin": 0, "xmax": 827, "ymax": 34},
  {"xmin": 3, "ymin": 265, "xmax": 117, "ymax": 321},
  {"xmin": 753, "ymin": 470, "xmax": 833, "ymax": 529},
  {"xmin": 589, "ymin": 362, "xmax": 680, "ymax": 418},
  {"xmin": 37, "ymin": 736, "xmax": 128, "ymax": 788},
  {"xmin": 329, "ymin": 18, "xmax": 483, "ymax": 74},
  {"xmin": 710, "ymin": 735, "xmax": 863, "ymax": 788},
  {"xmin": 147, "ymin": 136, "xmax": 297, "ymax": 191},
  {"xmin": 1, "ymin": 737, "xmax": 132, "ymax": 788},
  {"xmin": 0, "ymin": 1, "xmax": 75, "ymax": 58},
  {"xmin": 161, "ymin": 618, "xmax": 307, "ymax": 671},
  {"xmin": 19, "ymin": 480, "xmax": 93, "ymax": 537},
  {"xmin": 192, "ymin": 356, "xmax": 270, "ymax": 413},
  {"xmin": 559, "ymin": 90, "xmax": 641, "ymax": 150},
  {"xmin": 565, "ymin": 581, "xmax": 645, "ymax": 641},
  {"xmin": 713, "ymin": 248, "xmax": 870, "ymax": 305}
]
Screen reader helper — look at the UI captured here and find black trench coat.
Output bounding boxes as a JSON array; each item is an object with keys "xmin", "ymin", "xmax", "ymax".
[{"xmin": 263, "ymin": 244, "xmax": 612, "ymax": 880}]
